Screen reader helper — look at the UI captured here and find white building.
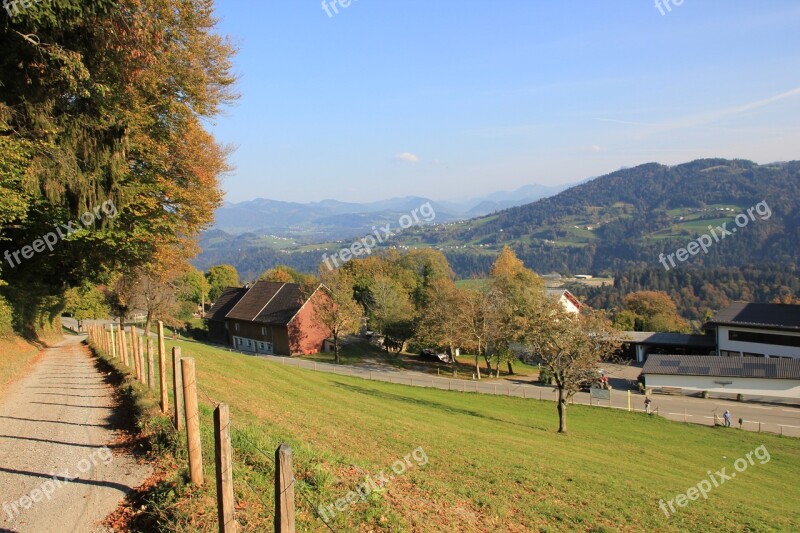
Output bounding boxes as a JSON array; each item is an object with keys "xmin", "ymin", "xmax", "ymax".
[
  {"xmin": 642, "ymin": 355, "xmax": 800, "ymax": 400},
  {"xmin": 706, "ymin": 302, "xmax": 800, "ymax": 359}
]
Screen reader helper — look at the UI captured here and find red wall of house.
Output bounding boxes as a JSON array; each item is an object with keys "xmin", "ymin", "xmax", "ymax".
[{"xmin": 287, "ymin": 290, "xmax": 332, "ymax": 355}]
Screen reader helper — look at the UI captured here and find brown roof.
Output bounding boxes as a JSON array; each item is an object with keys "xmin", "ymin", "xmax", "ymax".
[
  {"xmin": 223, "ymin": 281, "xmax": 310, "ymax": 326},
  {"xmin": 226, "ymin": 281, "xmax": 285, "ymax": 322},
  {"xmin": 255, "ymin": 283, "xmax": 305, "ymax": 325},
  {"xmin": 642, "ymin": 355, "xmax": 800, "ymax": 380},
  {"xmin": 204, "ymin": 287, "xmax": 248, "ymax": 322}
]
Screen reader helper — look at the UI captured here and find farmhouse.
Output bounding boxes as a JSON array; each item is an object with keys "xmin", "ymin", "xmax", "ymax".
[
  {"xmin": 642, "ymin": 354, "xmax": 800, "ymax": 400},
  {"xmin": 545, "ymin": 288, "xmax": 583, "ymax": 316},
  {"xmin": 704, "ymin": 302, "xmax": 800, "ymax": 359},
  {"xmin": 204, "ymin": 281, "xmax": 331, "ymax": 356}
]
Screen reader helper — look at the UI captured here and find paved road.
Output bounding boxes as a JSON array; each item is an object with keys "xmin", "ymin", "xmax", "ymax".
[{"xmin": 0, "ymin": 336, "xmax": 151, "ymax": 532}]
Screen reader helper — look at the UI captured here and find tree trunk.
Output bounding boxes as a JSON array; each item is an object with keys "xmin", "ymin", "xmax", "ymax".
[
  {"xmin": 145, "ymin": 313, "xmax": 153, "ymax": 344},
  {"xmin": 507, "ymin": 361, "xmax": 514, "ymax": 375},
  {"xmin": 484, "ymin": 353, "xmax": 492, "ymax": 372},
  {"xmin": 334, "ymin": 331, "xmax": 340, "ymax": 364},
  {"xmin": 557, "ymin": 386, "xmax": 568, "ymax": 433},
  {"xmin": 450, "ymin": 344, "xmax": 457, "ymax": 377},
  {"xmin": 475, "ymin": 355, "xmax": 481, "ymax": 380}
]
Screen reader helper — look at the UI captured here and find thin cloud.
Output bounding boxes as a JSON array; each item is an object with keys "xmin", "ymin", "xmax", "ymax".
[
  {"xmin": 637, "ymin": 87, "xmax": 800, "ymax": 138},
  {"xmin": 393, "ymin": 152, "xmax": 420, "ymax": 163}
]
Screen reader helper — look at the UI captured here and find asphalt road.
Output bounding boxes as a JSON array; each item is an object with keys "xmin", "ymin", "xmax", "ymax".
[{"xmin": 0, "ymin": 335, "xmax": 151, "ymax": 532}]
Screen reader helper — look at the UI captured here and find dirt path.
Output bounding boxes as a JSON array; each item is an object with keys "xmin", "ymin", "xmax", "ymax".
[{"xmin": 0, "ymin": 335, "xmax": 151, "ymax": 532}]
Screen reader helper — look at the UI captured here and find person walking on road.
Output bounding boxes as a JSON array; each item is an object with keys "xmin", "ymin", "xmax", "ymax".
[
  {"xmin": 644, "ymin": 396, "xmax": 652, "ymax": 414},
  {"xmin": 723, "ymin": 410, "xmax": 731, "ymax": 427}
]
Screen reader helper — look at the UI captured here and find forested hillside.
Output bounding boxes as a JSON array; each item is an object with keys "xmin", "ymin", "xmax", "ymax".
[{"xmin": 430, "ymin": 159, "xmax": 800, "ymax": 276}]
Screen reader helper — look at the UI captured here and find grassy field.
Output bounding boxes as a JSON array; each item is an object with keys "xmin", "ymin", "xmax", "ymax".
[
  {"xmin": 106, "ymin": 336, "xmax": 800, "ymax": 532},
  {"xmin": 0, "ymin": 336, "xmax": 40, "ymax": 397}
]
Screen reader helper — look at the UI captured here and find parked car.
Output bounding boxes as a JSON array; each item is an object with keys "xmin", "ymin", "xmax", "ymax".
[{"xmin": 420, "ymin": 348, "xmax": 451, "ymax": 363}]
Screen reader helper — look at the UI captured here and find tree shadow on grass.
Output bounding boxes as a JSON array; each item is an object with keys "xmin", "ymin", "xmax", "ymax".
[{"xmin": 332, "ymin": 381, "xmax": 549, "ymax": 433}]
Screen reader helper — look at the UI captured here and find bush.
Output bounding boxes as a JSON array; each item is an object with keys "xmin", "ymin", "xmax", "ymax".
[
  {"xmin": 0, "ymin": 295, "xmax": 12, "ymax": 338},
  {"xmin": 538, "ymin": 367, "xmax": 553, "ymax": 385},
  {"xmin": 701, "ymin": 390, "xmax": 709, "ymax": 399},
  {"xmin": 737, "ymin": 393, "xmax": 744, "ymax": 401}
]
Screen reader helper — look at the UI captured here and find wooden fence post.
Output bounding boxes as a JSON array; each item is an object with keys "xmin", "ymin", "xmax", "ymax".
[
  {"xmin": 173, "ymin": 347, "xmax": 185, "ymax": 431},
  {"xmin": 131, "ymin": 326, "xmax": 141, "ymax": 382},
  {"xmin": 182, "ymin": 357, "xmax": 203, "ymax": 485},
  {"xmin": 119, "ymin": 324, "xmax": 127, "ymax": 366},
  {"xmin": 158, "ymin": 321, "xmax": 168, "ymax": 414},
  {"xmin": 215, "ymin": 403, "xmax": 237, "ymax": 533},
  {"xmin": 147, "ymin": 337, "xmax": 155, "ymax": 389},
  {"xmin": 274, "ymin": 444, "xmax": 296, "ymax": 533},
  {"xmin": 110, "ymin": 324, "xmax": 117, "ymax": 360},
  {"xmin": 139, "ymin": 336, "xmax": 147, "ymax": 385}
]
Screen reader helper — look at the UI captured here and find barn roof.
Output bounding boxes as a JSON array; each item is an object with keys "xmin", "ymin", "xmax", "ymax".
[
  {"xmin": 642, "ymin": 355, "xmax": 800, "ymax": 380},
  {"xmin": 707, "ymin": 302, "xmax": 800, "ymax": 332},
  {"xmin": 217, "ymin": 281, "xmax": 310, "ymax": 326},
  {"xmin": 204, "ymin": 287, "xmax": 248, "ymax": 322}
]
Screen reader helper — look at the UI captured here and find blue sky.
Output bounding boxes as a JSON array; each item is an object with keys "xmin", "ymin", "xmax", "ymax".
[{"xmin": 210, "ymin": 1, "xmax": 800, "ymax": 204}]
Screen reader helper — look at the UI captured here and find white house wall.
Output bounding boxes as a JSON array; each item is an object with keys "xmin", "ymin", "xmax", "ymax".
[
  {"xmin": 717, "ymin": 326, "xmax": 800, "ymax": 358},
  {"xmin": 644, "ymin": 374, "xmax": 800, "ymax": 399}
]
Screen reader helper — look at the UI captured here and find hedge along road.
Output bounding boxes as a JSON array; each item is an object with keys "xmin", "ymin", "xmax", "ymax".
[
  {"xmin": 0, "ymin": 335, "xmax": 151, "ymax": 533},
  {"xmin": 212, "ymin": 344, "xmax": 800, "ymax": 438}
]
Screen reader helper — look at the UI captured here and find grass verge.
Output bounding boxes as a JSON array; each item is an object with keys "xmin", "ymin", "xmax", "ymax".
[
  {"xmin": 0, "ymin": 335, "xmax": 41, "ymax": 397},
  {"xmin": 90, "ymin": 335, "xmax": 800, "ymax": 531}
]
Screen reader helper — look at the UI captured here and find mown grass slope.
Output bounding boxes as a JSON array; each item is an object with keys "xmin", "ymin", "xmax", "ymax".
[{"xmin": 145, "ymin": 338, "xmax": 799, "ymax": 532}]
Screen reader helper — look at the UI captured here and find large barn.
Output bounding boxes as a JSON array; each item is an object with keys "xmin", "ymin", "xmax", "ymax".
[{"xmin": 204, "ymin": 281, "xmax": 331, "ymax": 356}]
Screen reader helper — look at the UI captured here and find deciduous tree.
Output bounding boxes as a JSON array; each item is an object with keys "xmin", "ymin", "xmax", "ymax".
[{"xmin": 525, "ymin": 303, "xmax": 621, "ymax": 433}]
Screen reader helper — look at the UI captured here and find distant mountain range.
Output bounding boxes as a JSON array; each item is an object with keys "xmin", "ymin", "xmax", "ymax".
[
  {"xmin": 195, "ymin": 159, "xmax": 800, "ymax": 282},
  {"xmin": 211, "ymin": 183, "xmax": 573, "ymax": 241}
]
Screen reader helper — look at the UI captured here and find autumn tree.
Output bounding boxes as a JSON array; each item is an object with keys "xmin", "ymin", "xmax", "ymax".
[
  {"xmin": 623, "ymin": 291, "xmax": 689, "ymax": 332},
  {"xmin": 525, "ymin": 303, "xmax": 621, "ymax": 433},
  {"xmin": 206, "ymin": 265, "xmax": 240, "ymax": 302},
  {"xmin": 487, "ymin": 247, "xmax": 545, "ymax": 375},
  {"xmin": 315, "ymin": 269, "xmax": 362, "ymax": 364},
  {"xmin": 63, "ymin": 282, "xmax": 111, "ymax": 328},
  {"xmin": 459, "ymin": 288, "xmax": 492, "ymax": 379},
  {"xmin": 415, "ymin": 279, "xmax": 465, "ymax": 376},
  {"xmin": 0, "ymin": 0, "xmax": 236, "ymax": 335}
]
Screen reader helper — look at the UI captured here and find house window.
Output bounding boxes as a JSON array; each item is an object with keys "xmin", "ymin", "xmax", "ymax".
[
  {"xmin": 234, "ymin": 323, "xmax": 240, "ymax": 332},
  {"xmin": 261, "ymin": 327, "xmax": 267, "ymax": 336},
  {"xmin": 744, "ymin": 352, "xmax": 765, "ymax": 358},
  {"xmin": 720, "ymin": 350, "xmax": 741, "ymax": 357},
  {"xmin": 728, "ymin": 330, "xmax": 800, "ymax": 347},
  {"xmin": 247, "ymin": 340, "xmax": 251, "ymax": 347}
]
